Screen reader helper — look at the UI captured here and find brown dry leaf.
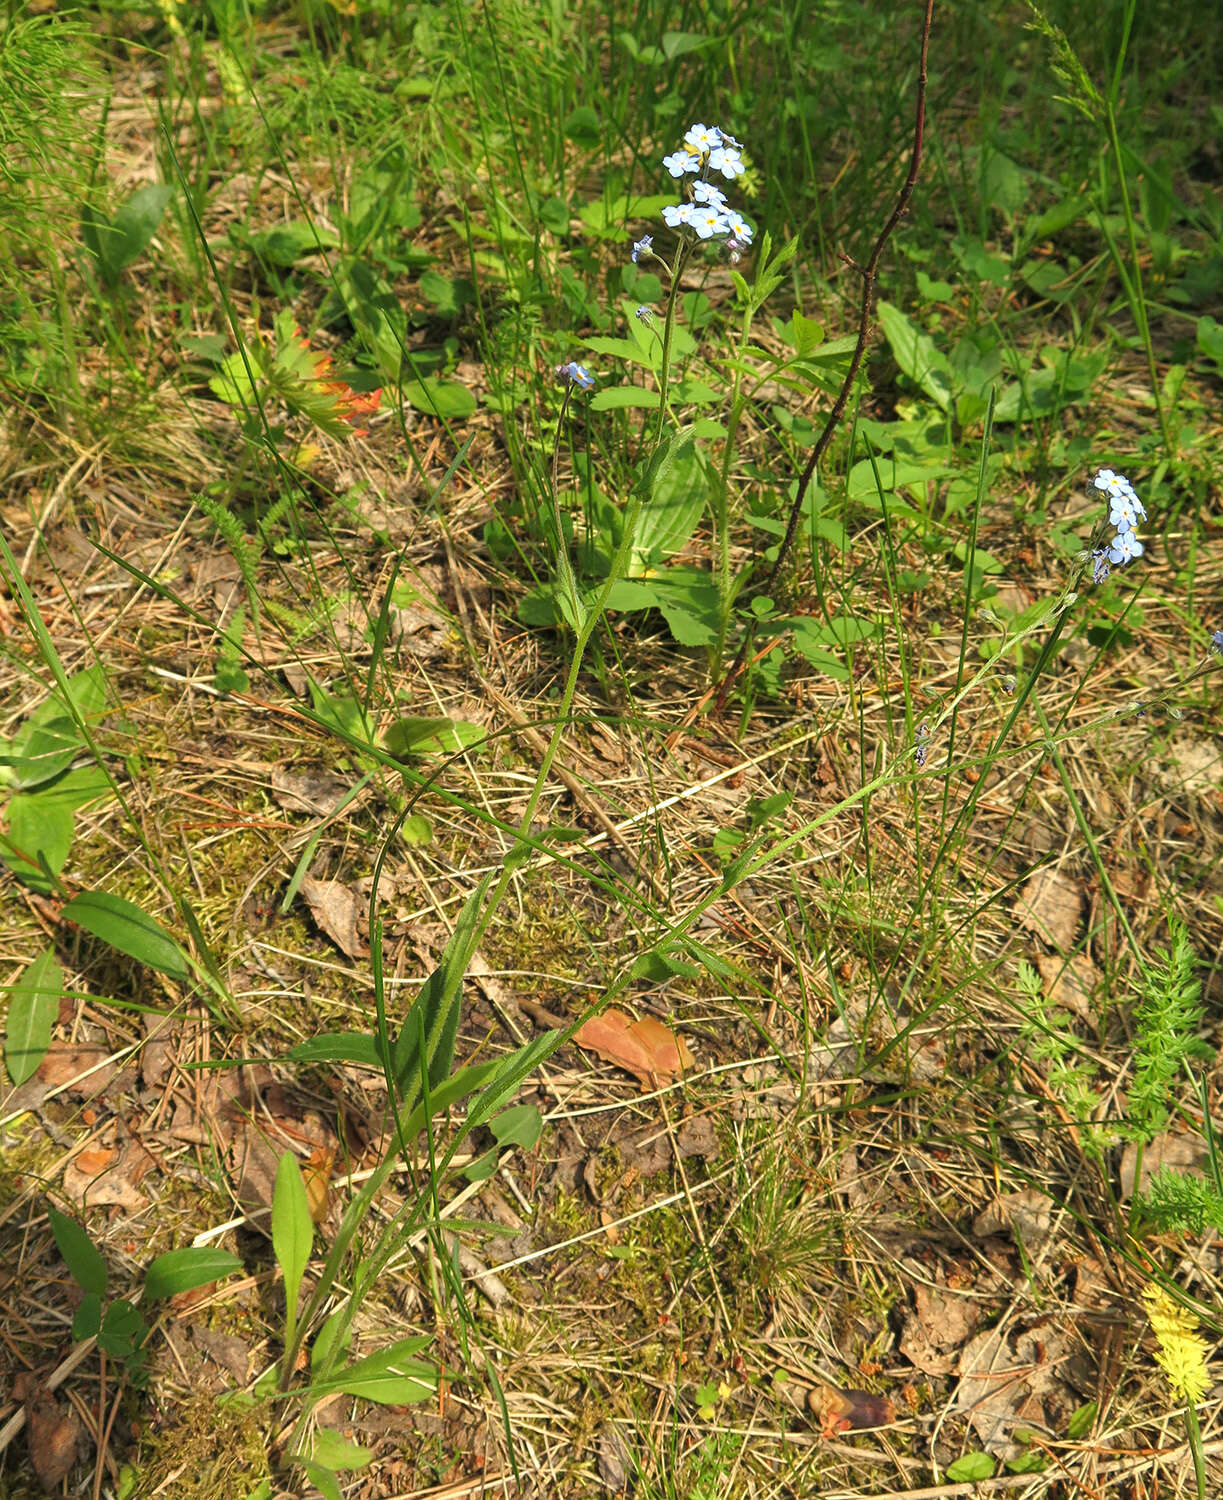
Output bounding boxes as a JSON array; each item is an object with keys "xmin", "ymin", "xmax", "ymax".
[
  {"xmin": 299, "ymin": 874, "xmax": 367, "ymax": 959},
  {"xmin": 271, "ymin": 765, "xmax": 351, "ymax": 816},
  {"xmin": 973, "ymin": 1188, "xmax": 1056, "ymax": 1249},
  {"xmin": 24, "ymin": 1383, "xmax": 82, "ymax": 1492},
  {"xmin": 1016, "ymin": 868, "xmax": 1082, "ymax": 952},
  {"xmin": 36, "ymin": 1042, "xmax": 116, "ymax": 1095},
  {"xmin": 1034, "ymin": 952, "xmax": 1097, "ymax": 1020},
  {"xmin": 573, "ymin": 1008, "xmax": 694, "ymax": 1089},
  {"xmin": 1120, "ymin": 1127, "xmax": 1210, "ymax": 1198},
  {"xmin": 952, "ymin": 1323, "xmax": 1070, "ymax": 1458},
  {"xmin": 228, "ymin": 1118, "xmax": 282, "ymax": 1223},
  {"xmin": 62, "ymin": 1139, "xmax": 156, "ymax": 1211},
  {"xmin": 899, "ymin": 1284, "xmax": 982, "ymax": 1376}
]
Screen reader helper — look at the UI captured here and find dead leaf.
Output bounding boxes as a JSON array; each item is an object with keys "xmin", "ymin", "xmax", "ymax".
[
  {"xmin": 271, "ymin": 766, "xmax": 351, "ymax": 817},
  {"xmin": 596, "ymin": 1422, "xmax": 632, "ymax": 1491},
  {"xmin": 1120, "ymin": 1127, "xmax": 1210, "ymax": 1198},
  {"xmin": 228, "ymin": 1118, "xmax": 282, "ymax": 1223},
  {"xmin": 25, "ymin": 1383, "xmax": 82, "ymax": 1492},
  {"xmin": 573, "ymin": 1008, "xmax": 694, "ymax": 1089},
  {"xmin": 1034, "ymin": 952, "xmax": 1097, "ymax": 1020},
  {"xmin": 973, "ymin": 1188, "xmax": 1055, "ymax": 1249},
  {"xmin": 62, "ymin": 1139, "xmax": 156, "ymax": 1211},
  {"xmin": 952, "ymin": 1322, "xmax": 1070, "ymax": 1458},
  {"xmin": 300, "ymin": 875, "xmax": 367, "ymax": 959},
  {"xmin": 899, "ymin": 1284, "xmax": 982, "ymax": 1375},
  {"xmin": 303, "ymin": 1145, "xmax": 335, "ymax": 1224},
  {"xmin": 1016, "ymin": 868, "xmax": 1082, "ymax": 952},
  {"xmin": 36, "ymin": 1042, "xmax": 116, "ymax": 1095},
  {"xmin": 808, "ymin": 1382, "xmax": 894, "ymax": 1437}
]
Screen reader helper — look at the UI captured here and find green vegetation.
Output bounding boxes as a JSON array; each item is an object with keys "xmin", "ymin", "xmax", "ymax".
[{"xmin": 1, "ymin": 0, "xmax": 1222, "ymax": 1496}]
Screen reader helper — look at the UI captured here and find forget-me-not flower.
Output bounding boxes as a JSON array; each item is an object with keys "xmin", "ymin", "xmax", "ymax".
[
  {"xmin": 556, "ymin": 361, "xmax": 595, "ymax": 391},
  {"xmin": 683, "ymin": 123, "xmax": 721, "ymax": 154},
  {"xmin": 631, "ymin": 235, "xmax": 653, "ymax": 263},
  {"xmin": 692, "ymin": 180, "xmax": 728, "ymax": 208},
  {"xmin": 1108, "ymin": 529, "xmax": 1144, "ymax": 566},
  {"xmin": 708, "ymin": 143, "xmax": 745, "ymax": 179},
  {"xmin": 1211, "ymin": 629, "xmax": 1223, "ymax": 656},
  {"xmin": 663, "ymin": 150, "xmax": 701, "ymax": 178},
  {"xmin": 662, "ymin": 202, "xmax": 694, "ymax": 228}
]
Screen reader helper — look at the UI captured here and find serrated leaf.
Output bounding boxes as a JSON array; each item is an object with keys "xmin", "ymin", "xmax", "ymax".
[
  {"xmin": 791, "ymin": 310, "xmax": 825, "ymax": 356},
  {"xmin": 60, "ymin": 890, "xmax": 190, "ymax": 980},
  {"xmin": 48, "ymin": 1206, "xmax": 108, "ymax": 1295},
  {"xmin": 144, "ymin": 1247, "xmax": 244, "ymax": 1300},
  {"xmin": 5, "ymin": 948, "xmax": 62, "ymax": 1085}
]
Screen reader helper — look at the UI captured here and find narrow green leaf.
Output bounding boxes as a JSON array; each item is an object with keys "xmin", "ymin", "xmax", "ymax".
[
  {"xmin": 60, "ymin": 890, "xmax": 190, "ymax": 980},
  {"xmin": 306, "ymin": 1338, "xmax": 436, "ymax": 1405},
  {"xmin": 5, "ymin": 948, "xmax": 62, "ymax": 1085},
  {"xmin": 145, "ymin": 1247, "xmax": 243, "ymax": 1300},
  {"xmin": 48, "ymin": 1206, "xmax": 108, "ymax": 1295},
  {"xmin": 287, "ymin": 1033, "xmax": 381, "ymax": 1068},
  {"xmin": 272, "ymin": 1153, "xmax": 313, "ymax": 1337}
]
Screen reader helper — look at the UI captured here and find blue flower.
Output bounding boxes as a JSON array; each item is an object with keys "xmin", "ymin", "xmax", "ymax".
[
  {"xmin": 631, "ymin": 234, "xmax": 653, "ymax": 263},
  {"xmin": 691, "ymin": 205, "xmax": 729, "ymax": 240},
  {"xmin": 1091, "ymin": 548, "xmax": 1111, "ymax": 584},
  {"xmin": 1211, "ymin": 629, "xmax": 1223, "ymax": 657},
  {"xmin": 661, "ymin": 201, "xmax": 694, "ymax": 228},
  {"xmin": 722, "ymin": 210, "xmax": 753, "ymax": 244},
  {"xmin": 1109, "ymin": 494, "xmax": 1143, "ymax": 531},
  {"xmin": 1093, "ymin": 467, "xmax": 1137, "ymax": 501},
  {"xmin": 683, "ymin": 123, "xmax": 721, "ymax": 154},
  {"xmin": 556, "ymin": 361, "xmax": 595, "ymax": 391},
  {"xmin": 1108, "ymin": 529, "xmax": 1144, "ymax": 566},
  {"xmin": 692, "ymin": 180, "xmax": 727, "ymax": 208},
  {"xmin": 663, "ymin": 150, "xmax": 700, "ymax": 178},
  {"xmin": 634, "ymin": 304, "xmax": 655, "ymax": 326},
  {"xmin": 708, "ymin": 143, "xmax": 745, "ymax": 179}
]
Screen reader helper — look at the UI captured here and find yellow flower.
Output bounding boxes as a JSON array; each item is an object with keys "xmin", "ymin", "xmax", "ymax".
[{"xmin": 1143, "ymin": 1284, "xmax": 1211, "ymax": 1405}]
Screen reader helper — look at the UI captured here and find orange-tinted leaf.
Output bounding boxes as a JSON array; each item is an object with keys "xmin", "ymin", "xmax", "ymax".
[
  {"xmin": 574, "ymin": 1008, "xmax": 693, "ymax": 1088},
  {"xmin": 809, "ymin": 1381, "xmax": 895, "ymax": 1437},
  {"xmin": 303, "ymin": 1145, "xmax": 335, "ymax": 1225}
]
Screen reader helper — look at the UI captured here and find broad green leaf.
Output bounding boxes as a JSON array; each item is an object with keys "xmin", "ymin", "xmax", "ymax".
[
  {"xmin": 98, "ymin": 1298, "xmax": 146, "ymax": 1358},
  {"xmin": 590, "ymin": 386, "xmax": 659, "ymax": 410},
  {"xmin": 294, "ymin": 1461, "xmax": 341, "ymax": 1500},
  {"xmin": 248, "ymin": 220, "xmax": 337, "ymax": 266},
  {"xmin": 383, "ymin": 716, "xmax": 483, "ymax": 758},
  {"xmin": 1, "ymin": 795, "xmax": 74, "ymax": 891},
  {"xmin": 48, "ymin": 1206, "xmax": 108, "ymax": 1295},
  {"xmin": 5, "ymin": 716, "xmax": 81, "ymax": 789},
  {"xmin": 144, "ymin": 1247, "xmax": 244, "ymax": 1300},
  {"xmin": 272, "ymin": 1153, "xmax": 313, "ymax": 1336},
  {"xmin": 305, "ymin": 1337, "xmax": 436, "ymax": 1404},
  {"xmin": 790, "ymin": 310, "xmax": 824, "ymax": 355},
  {"xmin": 401, "ymin": 379, "xmax": 475, "ymax": 419},
  {"xmin": 23, "ymin": 764, "xmax": 112, "ymax": 816},
  {"xmin": 945, "ymin": 1452, "xmax": 995, "ymax": 1482},
  {"xmin": 73, "ymin": 1291, "xmax": 103, "ymax": 1341},
  {"xmin": 490, "ymin": 1103, "xmax": 543, "ymax": 1151},
  {"xmin": 287, "ymin": 1033, "xmax": 382, "ymax": 1068},
  {"xmin": 877, "ymin": 300, "xmax": 954, "ymax": 411},
  {"xmin": 1067, "ymin": 1401, "xmax": 1097, "ymax": 1439},
  {"xmin": 309, "ymin": 1431, "xmax": 374, "ymax": 1471},
  {"xmin": 630, "ymin": 445, "xmax": 707, "ymax": 575},
  {"xmin": 5, "ymin": 948, "xmax": 62, "ymax": 1085},
  {"xmin": 846, "ymin": 459, "xmax": 956, "ymax": 503},
  {"xmin": 310, "ymin": 1308, "xmax": 353, "ymax": 1375},
  {"xmin": 108, "ymin": 185, "xmax": 174, "ymax": 275},
  {"xmin": 60, "ymin": 891, "xmax": 190, "ymax": 980},
  {"xmin": 400, "ymin": 814, "xmax": 433, "ymax": 846}
]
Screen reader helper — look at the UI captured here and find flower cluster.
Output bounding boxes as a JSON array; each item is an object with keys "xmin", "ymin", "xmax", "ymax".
[
  {"xmin": 649, "ymin": 123, "xmax": 754, "ymax": 257},
  {"xmin": 1088, "ymin": 468, "xmax": 1146, "ymax": 584}
]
